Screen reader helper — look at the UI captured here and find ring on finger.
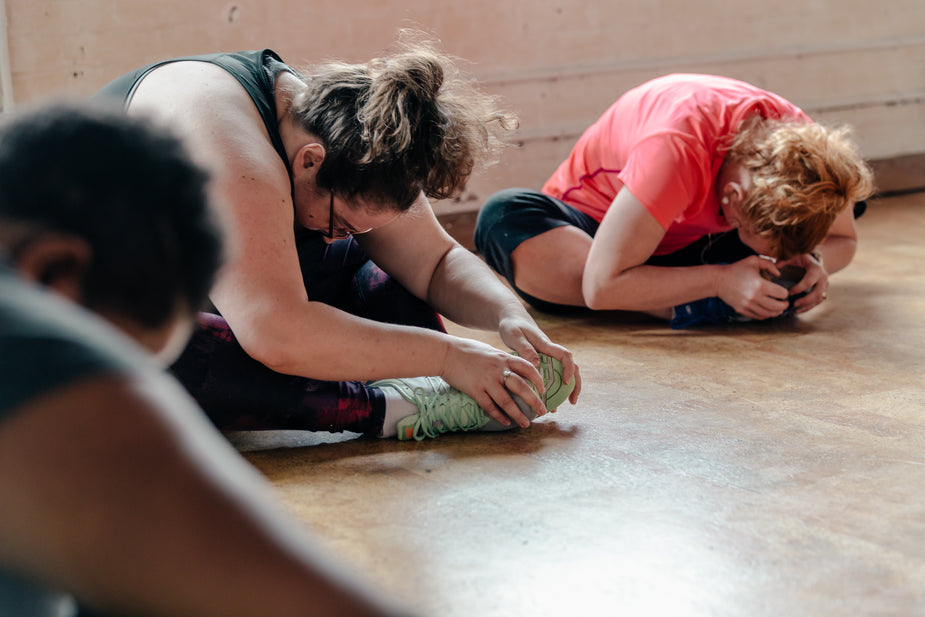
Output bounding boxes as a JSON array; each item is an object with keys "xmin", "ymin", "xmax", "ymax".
[{"xmin": 502, "ymin": 369, "xmax": 512, "ymax": 382}]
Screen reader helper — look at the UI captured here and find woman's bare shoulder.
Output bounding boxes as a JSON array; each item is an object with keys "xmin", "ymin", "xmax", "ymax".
[
  {"xmin": 129, "ymin": 61, "xmax": 254, "ymax": 115},
  {"xmin": 128, "ymin": 61, "xmax": 289, "ymax": 191}
]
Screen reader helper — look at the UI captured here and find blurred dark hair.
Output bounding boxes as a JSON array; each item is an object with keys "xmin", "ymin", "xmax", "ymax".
[{"xmin": 0, "ymin": 102, "xmax": 223, "ymax": 327}]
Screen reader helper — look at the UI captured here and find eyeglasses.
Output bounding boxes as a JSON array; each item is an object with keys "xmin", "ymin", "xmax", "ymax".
[
  {"xmin": 319, "ymin": 191, "xmax": 373, "ymax": 240},
  {"xmin": 320, "ymin": 190, "xmax": 342, "ymax": 239}
]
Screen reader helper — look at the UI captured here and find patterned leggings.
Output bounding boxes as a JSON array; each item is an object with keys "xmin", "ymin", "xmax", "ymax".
[{"xmin": 170, "ymin": 233, "xmax": 445, "ymax": 435}]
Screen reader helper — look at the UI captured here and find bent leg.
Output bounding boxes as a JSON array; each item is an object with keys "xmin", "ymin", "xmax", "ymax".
[
  {"xmin": 510, "ymin": 226, "xmax": 592, "ymax": 307},
  {"xmin": 475, "ymin": 188, "xmax": 599, "ymax": 313},
  {"xmin": 647, "ymin": 231, "xmax": 756, "ymax": 267},
  {"xmin": 649, "ymin": 231, "xmax": 760, "ymax": 328},
  {"xmin": 171, "ymin": 233, "xmax": 445, "ymax": 435}
]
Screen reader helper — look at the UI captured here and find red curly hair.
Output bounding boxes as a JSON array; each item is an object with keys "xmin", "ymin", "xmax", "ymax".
[{"xmin": 727, "ymin": 117, "xmax": 875, "ymax": 259}]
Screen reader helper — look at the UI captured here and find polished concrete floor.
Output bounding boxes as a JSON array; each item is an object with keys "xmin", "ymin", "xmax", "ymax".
[{"xmin": 236, "ymin": 194, "xmax": 925, "ymax": 617}]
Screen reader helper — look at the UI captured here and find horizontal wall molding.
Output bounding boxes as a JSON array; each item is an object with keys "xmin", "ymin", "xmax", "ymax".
[
  {"xmin": 481, "ymin": 40, "xmax": 925, "ymax": 163},
  {"xmin": 815, "ymin": 92, "xmax": 925, "ymax": 114},
  {"xmin": 512, "ymin": 93, "xmax": 925, "ymax": 145},
  {"xmin": 10, "ymin": 0, "xmax": 922, "ymax": 236},
  {"xmin": 478, "ymin": 35, "xmax": 925, "ymax": 87},
  {"xmin": 437, "ymin": 153, "xmax": 925, "ymax": 249},
  {"xmin": 433, "ymin": 150, "xmax": 925, "ymax": 226}
]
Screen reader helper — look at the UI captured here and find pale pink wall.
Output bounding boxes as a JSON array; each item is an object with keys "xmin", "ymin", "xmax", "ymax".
[{"xmin": 4, "ymin": 1, "xmax": 925, "ymax": 213}]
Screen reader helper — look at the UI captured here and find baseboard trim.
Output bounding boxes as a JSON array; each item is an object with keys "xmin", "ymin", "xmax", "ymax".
[{"xmin": 868, "ymin": 152, "xmax": 925, "ymax": 197}]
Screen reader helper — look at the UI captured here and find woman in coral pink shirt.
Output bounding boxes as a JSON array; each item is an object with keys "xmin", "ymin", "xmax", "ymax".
[{"xmin": 475, "ymin": 74, "xmax": 874, "ymax": 328}]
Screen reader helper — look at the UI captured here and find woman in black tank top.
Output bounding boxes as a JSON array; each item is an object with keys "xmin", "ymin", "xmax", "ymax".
[{"xmin": 99, "ymin": 34, "xmax": 581, "ymax": 441}]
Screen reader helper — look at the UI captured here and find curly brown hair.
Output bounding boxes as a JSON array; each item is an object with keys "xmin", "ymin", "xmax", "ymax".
[
  {"xmin": 727, "ymin": 116, "xmax": 875, "ymax": 259},
  {"xmin": 287, "ymin": 32, "xmax": 517, "ymax": 211}
]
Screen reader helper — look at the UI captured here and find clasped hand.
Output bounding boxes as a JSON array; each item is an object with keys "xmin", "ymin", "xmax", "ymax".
[
  {"xmin": 718, "ymin": 254, "xmax": 829, "ymax": 319},
  {"xmin": 779, "ymin": 252, "xmax": 829, "ymax": 314},
  {"xmin": 440, "ymin": 318, "xmax": 581, "ymax": 429}
]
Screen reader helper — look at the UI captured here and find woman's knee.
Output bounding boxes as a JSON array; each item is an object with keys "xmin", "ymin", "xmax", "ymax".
[
  {"xmin": 475, "ymin": 189, "xmax": 535, "ymax": 244},
  {"xmin": 474, "ymin": 188, "xmax": 550, "ymax": 268}
]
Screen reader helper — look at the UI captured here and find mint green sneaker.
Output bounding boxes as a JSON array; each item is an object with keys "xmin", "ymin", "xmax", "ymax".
[
  {"xmin": 536, "ymin": 353, "xmax": 574, "ymax": 410},
  {"xmin": 371, "ymin": 376, "xmax": 492, "ymax": 441},
  {"xmin": 479, "ymin": 353, "xmax": 574, "ymax": 431},
  {"xmin": 374, "ymin": 354, "xmax": 575, "ymax": 441}
]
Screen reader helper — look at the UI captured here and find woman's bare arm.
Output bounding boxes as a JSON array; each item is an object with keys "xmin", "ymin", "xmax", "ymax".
[
  {"xmin": 362, "ymin": 195, "xmax": 581, "ymax": 409},
  {"xmin": 0, "ymin": 373, "xmax": 408, "ymax": 617},
  {"xmin": 582, "ymin": 187, "xmax": 788, "ymax": 319},
  {"xmin": 128, "ymin": 63, "xmax": 470, "ymax": 382}
]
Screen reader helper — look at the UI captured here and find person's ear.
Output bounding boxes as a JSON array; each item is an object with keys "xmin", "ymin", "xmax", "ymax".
[
  {"xmin": 720, "ymin": 181, "xmax": 747, "ymax": 209},
  {"xmin": 291, "ymin": 142, "xmax": 326, "ymax": 180},
  {"xmin": 13, "ymin": 234, "xmax": 92, "ymax": 303}
]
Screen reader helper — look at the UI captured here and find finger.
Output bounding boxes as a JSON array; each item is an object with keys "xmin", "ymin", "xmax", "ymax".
[
  {"xmin": 791, "ymin": 260, "xmax": 825, "ymax": 295},
  {"xmin": 474, "ymin": 392, "xmax": 513, "ymax": 427},
  {"xmin": 743, "ymin": 299, "xmax": 786, "ymax": 320},
  {"xmin": 568, "ymin": 366, "xmax": 582, "ymax": 404},
  {"xmin": 789, "ymin": 273, "xmax": 820, "ymax": 297},
  {"xmin": 512, "ymin": 334, "xmax": 580, "ymax": 400},
  {"xmin": 756, "ymin": 258, "xmax": 781, "ymax": 279},
  {"xmin": 532, "ymin": 343, "xmax": 576, "ymax": 387},
  {"xmin": 507, "ymin": 331, "xmax": 541, "ymax": 366},
  {"xmin": 738, "ymin": 308, "xmax": 763, "ymax": 321},
  {"xmin": 798, "ymin": 277, "xmax": 827, "ymax": 303},
  {"xmin": 761, "ymin": 281, "xmax": 790, "ymax": 301},
  {"xmin": 746, "ymin": 295, "xmax": 787, "ymax": 318},
  {"xmin": 761, "ymin": 301, "xmax": 789, "ymax": 319},
  {"xmin": 508, "ymin": 372, "xmax": 547, "ymax": 412},
  {"xmin": 794, "ymin": 297, "xmax": 821, "ymax": 314},
  {"xmin": 767, "ymin": 295, "xmax": 791, "ymax": 312},
  {"xmin": 507, "ymin": 355, "xmax": 545, "ymax": 393},
  {"xmin": 794, "ymin": 285, "xmax": 822, "ymax": 307},
  {"xmin": 788, "ymin": 281, "xmax": 812, "ymax": 297},
  {"xmin": 738, "ymin": 304, "xmax": 769, "ymax": 320},
  {"xmin": 794, "ymin": 287, "xmax": 827, "ymax": 312},
  {"xmin": 555, "ymin": 347, "xmax": 577, "ymax": 388},
  {"xmin": 495, "ymin": 379, "xmax": 539, "ymax": 427}
]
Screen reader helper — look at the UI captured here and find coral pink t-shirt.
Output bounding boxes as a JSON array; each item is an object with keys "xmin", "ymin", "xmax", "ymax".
[{"xmin": 542, "ymin": 74, "xmax": 810, "ymax": 255}]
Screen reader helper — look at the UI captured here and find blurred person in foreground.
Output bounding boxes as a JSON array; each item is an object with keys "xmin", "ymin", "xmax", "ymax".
[{"xmin": 0, "ymin": 102, "xmax": 411, "ymax": 617}]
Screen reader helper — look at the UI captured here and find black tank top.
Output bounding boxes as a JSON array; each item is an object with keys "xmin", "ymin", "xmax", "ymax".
[{"xmin": 95, "ymin": 49, "xmax": 294, "ymax": 171}]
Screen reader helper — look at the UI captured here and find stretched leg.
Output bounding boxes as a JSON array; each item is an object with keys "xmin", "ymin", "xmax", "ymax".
[
  {"xmin": 475, "ymin": 188, "xmax": 599, "ymax": 313},
  {"xmin": 372, "ymin": 352, "xmax": 576, "ymax": 441},
  {"xmin": 171, "ymin": 313, "xmax": 387, "ymax": 434},
  {"xmin": 171, "ymin": 232, "xmax": 447, "ymax": 435}
]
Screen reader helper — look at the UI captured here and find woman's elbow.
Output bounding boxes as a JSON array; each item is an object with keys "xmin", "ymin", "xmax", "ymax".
[
  {"xmin": 582, "ymin": 275, "xmax": 612, "ymax": 311},
  {"xmin": 234, "ymin": 323, "xmax": 301, "ymax": 375}
]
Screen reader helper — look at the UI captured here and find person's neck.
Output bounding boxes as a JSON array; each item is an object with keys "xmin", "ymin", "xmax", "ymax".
[{"xmin": 274, "ymin": 73, "xmax": 314, "ymax": 168}]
